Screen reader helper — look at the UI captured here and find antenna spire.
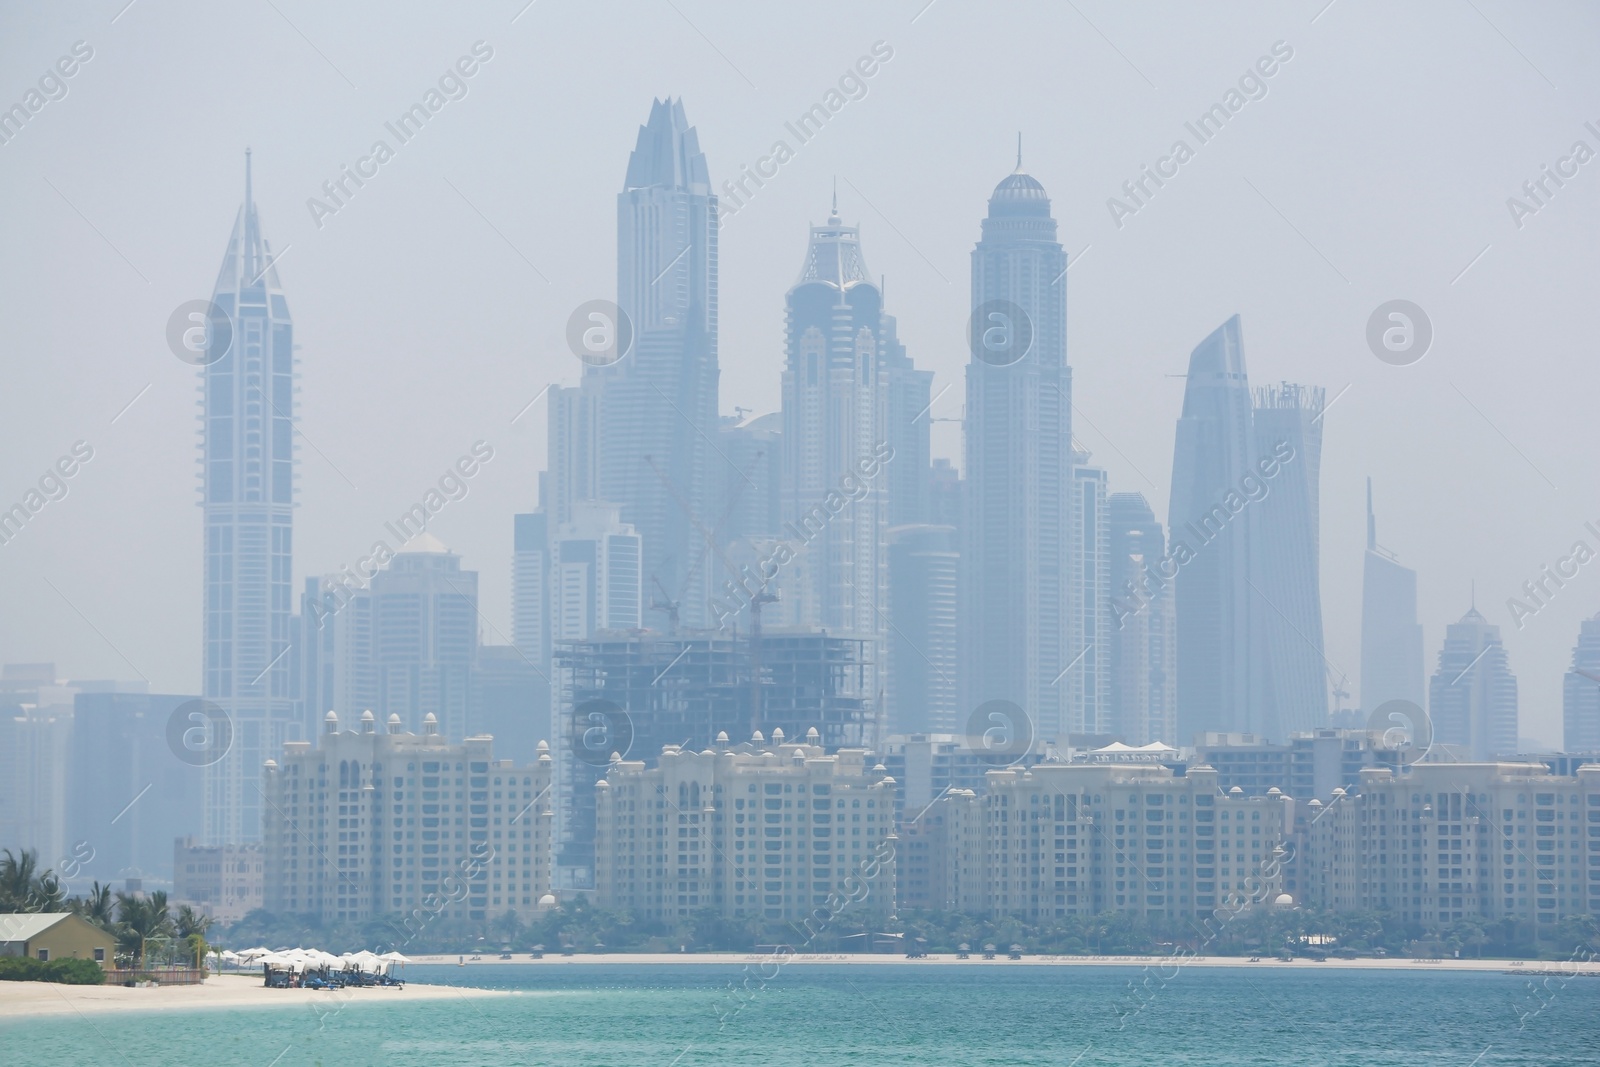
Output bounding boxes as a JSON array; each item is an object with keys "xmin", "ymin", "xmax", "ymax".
[
  {"xmin": 1016, "ymin": 132, "xmax": 1022, "ymax": 171},
  {"xmin": 1366, "ymin": 477, "xmax": 1375, "ymax": 551},
  {"xmin": 831, "ymin": 176, "xmax": 838, "ymax": 218},
  {"xmin": 245, "ymin": 147, "xmax": 253, "ymax": 209}
]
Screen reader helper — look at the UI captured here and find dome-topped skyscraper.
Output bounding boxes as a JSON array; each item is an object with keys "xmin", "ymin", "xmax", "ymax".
[{"xmin": 961, "ymin": 150, "xmax": 1077, "ymax": 738}]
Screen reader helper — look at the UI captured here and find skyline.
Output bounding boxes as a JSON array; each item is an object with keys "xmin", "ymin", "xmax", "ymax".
[{"xmin": 5, "ymin": 2, "xmax": 1600, "ymax": 747}]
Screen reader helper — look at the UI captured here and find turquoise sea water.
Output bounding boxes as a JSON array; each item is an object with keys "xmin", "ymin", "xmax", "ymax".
[{"xmin": 5, "ymin": 963, "xmax": 1597, "ymax": 1066}]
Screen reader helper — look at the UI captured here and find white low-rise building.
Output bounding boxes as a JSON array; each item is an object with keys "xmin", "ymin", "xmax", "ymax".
[
  {"xmin": 262, "ymin": 710, "xmax": 553, "ymax": 925},
  {"xmin": 594, "ymin": 729, "xmax": 897, "ymax": 923}
]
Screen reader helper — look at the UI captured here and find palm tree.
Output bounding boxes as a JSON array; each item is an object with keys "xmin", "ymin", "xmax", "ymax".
[
  {"xmin": 0, "ymin": 848, "xmax": 53, "ymax": 911},
  {"xmin": 75, "ymin": 882, "xmax": 116, "ymax": 928},
  {"xmin": 116, "ymin": 891, "xmax": 175, "ymax": 970},
  {"xmin": 175, "ymin": 905, "xmax": 214, "ymax": 969}
]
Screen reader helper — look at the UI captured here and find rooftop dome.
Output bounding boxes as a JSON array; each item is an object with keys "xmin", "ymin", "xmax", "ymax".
[{"xmin": 988, "ymin": 171, "xmax": 1051, "ymax": 217}]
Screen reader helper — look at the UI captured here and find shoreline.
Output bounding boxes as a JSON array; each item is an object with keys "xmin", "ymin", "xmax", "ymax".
[
  {"xmin": 406, "ymin": 951, "xmax": 1600, "ymax": 973},
  {"xmin": 0, "ymin": 972, "xmax": 509, "ymax": 1021}
]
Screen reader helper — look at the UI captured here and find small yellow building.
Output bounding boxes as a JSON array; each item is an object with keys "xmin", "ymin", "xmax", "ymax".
[{"xmin": 0, "ymin": 913, "xmax": 116, "ymax": 966}]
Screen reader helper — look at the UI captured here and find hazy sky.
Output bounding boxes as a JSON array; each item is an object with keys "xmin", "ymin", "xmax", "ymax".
[{"xmin": 3, "ymin": 0, "xmax": 1598, "ymax": 746}]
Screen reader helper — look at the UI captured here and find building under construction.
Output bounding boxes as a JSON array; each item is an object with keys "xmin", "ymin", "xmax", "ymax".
[{"xmin": 552, "ymin": 627, "xmax": 875, "ymax": 886}]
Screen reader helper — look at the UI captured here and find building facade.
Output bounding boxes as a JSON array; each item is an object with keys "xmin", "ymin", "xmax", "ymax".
[
  {"xmin": 262, "ymin": 711, "xmax": 552, "ymax": 924},
  {"xmin": 1563, "ymin": 614, "xmax": 1600, "ymax": 753},
  {"xmin": 593, "ymin": 734, "xmax": 896, "ymax": 922},
  {"xmin": 1250, "ymin": 382, "xmax": 1328, "ymax": 734},
  {"xmin": 1067, "ymin": 459, "xmax": 1111, "ymax": 736},
  {"xmin": 1299, "ymin": 763, "xmax": 1600, "ymax": 928},
  {"xmin": 937, "ymin": 763, "xmax": 1292, "ymax": 920},
  {"xmin": 1428, "ymin": 605, "xmax": 1518, "ymax": 761},
  {"xmin": 961, "ymin": 164, "xmax": 1072, "ymax": 740},
  {"xmin": 779, "ymin": 199, "xmax": 890, "ymax": 707},
  {"xmin": 1169, "ymin": 316, "xmax": 1257, "ymax": 743},
  {"xmin": 1360, "ymin": 479, "xmax": 1425, "ymax": 716},
  {"xmin": 1107, "ymin": 493, "xmax": 1176, "ymax": 746},
  {"xmin": 201, "ymin": 153, "xmax": 299, "ymax": 844},
  {"xmin": 552, "ymin": 629, "xmax": 874, "ymax": 887},
  {"xmin": 68, "ymin": 692, "xmax": 204, "ymax": 884},
  {"xmin": 592, "ymin": 98, "xmax": 720, "ymax": 629},
  {"xmin": 172, "ymin": 837, "xmax": 264, "ymax": 924},
  {"xmin": 364, "ymin": 538, "xmax": 478, "ymax": 741},
  {"xmin": 886, "ymin": 525, "xmax": 959, "ymax": 736}
]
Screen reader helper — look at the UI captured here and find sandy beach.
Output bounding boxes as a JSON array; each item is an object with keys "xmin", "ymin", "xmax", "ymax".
[
  {"xmin": 0, "ymin": 972, "xmax": 509, "ymax": 1020},
  {"xmin": 410, "ymin": 950, "xmax": 1600, "ymax": 974}
]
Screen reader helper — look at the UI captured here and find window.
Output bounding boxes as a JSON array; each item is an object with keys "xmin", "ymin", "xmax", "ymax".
[
  {"xmin": 94, "ymin": 948, "xmax": 105, "ymax": 962},
  {"xmin": 37, "ymin": 949, "xmax": 49, "ymax": 961}
]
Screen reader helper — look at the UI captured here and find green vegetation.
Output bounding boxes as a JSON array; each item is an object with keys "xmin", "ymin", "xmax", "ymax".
[
  {"xmin": 213, "ymin": 900, "xmax": 1600, "ymax": 961},
  {"xmin": 0, "ymin": 956, "xmax": 105, "ymax": 985}
]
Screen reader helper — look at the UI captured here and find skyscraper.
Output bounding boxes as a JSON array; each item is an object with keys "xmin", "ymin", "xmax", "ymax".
[
  {"xmin": 202, "ymin": 152, "xmax": 298, "ymax": 843},
  {"xmin": 882, "ymin": 311, "xmax": 932, "ymax": 528},
  {"xmin": 593, "ymin": 99, "xmax": 719, "ymax": 627},
  {"xmin": 1562, "ymin": 613, "xmax": 1600, "ymax": 752},
  {"xmin": 1067, "ymin": 457, "xmax": 1111, "ymax": 735},
  {"xmin": 1251, "ymin": 382, "xmax": 1329, "ymax": 735},
  {"xmin": 1168, "ymin": 318, "xmax": 1328, "ymax": 742},
  {"xmin": 549, "ymin": 501, "xmax": 643, "ymax": 642},
  {"xmin": 887, "ymin": 524, "xmax": 959, "ymax": 734},
  {"xmin": 1428, "ymin": 602, "xmax": 1518, "ymax": 760},
  {"xmin": 1169, "ymin": 316, "xmax": 1254, "ymax": 743},
  {"xmin": 368, "ymin": 536, "xmax": 477, "ymax": 740},
  {"xmin": 779, "ymin": 196, "xmax": 889, "ymax": 708},
  {"xmin": 1108, "ymin": 493, "xmax": 1176, "ymax": 745},
  {"xmin": 961, "ymin": 162, "xmax": 1070, "ymax": 740},
  {"xmin": 1360, "ymin": 479, "xmax": 1424, "ymax": 714}
]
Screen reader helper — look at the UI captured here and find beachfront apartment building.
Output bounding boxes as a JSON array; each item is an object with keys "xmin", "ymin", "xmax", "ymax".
[
  {"xmin": 934, "ymin": 763, "xmax": 1293, "ymax": 921},
  {"xmin": 1297, "ymin": 762, "xmax": 1600, "ymax": 929},
  {"xmin": 593, "ymin": 732, "xmax": 897, "ymax": 924},
  {"xmin": 262, "ymin": 711, "xmax": 553, "ymax": 925}
]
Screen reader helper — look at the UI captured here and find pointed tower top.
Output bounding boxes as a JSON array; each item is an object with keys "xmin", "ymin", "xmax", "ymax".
[
  {"xmin": 830, "ymin": 176, "xmax": 838, "ymax": 221},
  {"xmin": 623, "ymin": 97, "xmax": 710, "ymax": 194},
  {"xmin": 213, "ymin": 149, "xmax": 285, "ymax": 300},
  {"xmin": 1016, "ymin": 131, "xmax": 1022, "ymax": 172}
]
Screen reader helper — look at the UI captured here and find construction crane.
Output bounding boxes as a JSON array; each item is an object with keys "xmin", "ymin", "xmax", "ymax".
[{"xmin": 648, "ymin": 575, "xmax": 680, "ymax": 634}]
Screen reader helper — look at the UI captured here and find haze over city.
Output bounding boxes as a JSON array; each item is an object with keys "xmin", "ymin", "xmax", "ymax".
[
  {"xmin": 4, "ymin": 3, "xmax": 1600, "ymax": 1064},
  {"xmin": 4, "ymin": 1, "xmax": 1599, "ymax": 744}
]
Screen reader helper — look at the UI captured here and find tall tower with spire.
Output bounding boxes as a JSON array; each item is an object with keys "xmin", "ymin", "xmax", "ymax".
[
  {"xmin": 590, "ymin": 99, "xmax": 719, "ymax": 627},
  {"xmin": 779, "ymin": 196, "xmax": 889, "ymax": 730},
  {"xmin": 202, "ymin": 151, "xmax": 298, "ymax": 843},
  {"xmin": 960, "ymin": 157, "xmax": 1071, "ymax": 738}
]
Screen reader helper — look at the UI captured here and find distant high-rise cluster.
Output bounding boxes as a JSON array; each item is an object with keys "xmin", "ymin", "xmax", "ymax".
[{"xmin": 163, "ymin": 103, "xmax": 1573, "ymax": 935}]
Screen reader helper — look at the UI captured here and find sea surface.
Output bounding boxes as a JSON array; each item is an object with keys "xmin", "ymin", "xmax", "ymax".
[{"xmin": 7, "ymin": 962, "xmax": 1598, "ymax": 1066}]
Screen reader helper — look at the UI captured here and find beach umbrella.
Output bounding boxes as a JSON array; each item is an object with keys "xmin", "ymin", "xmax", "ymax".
[{"xmin": 378, "ymin": 951, "xmax": 412, "ymax": 965}]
